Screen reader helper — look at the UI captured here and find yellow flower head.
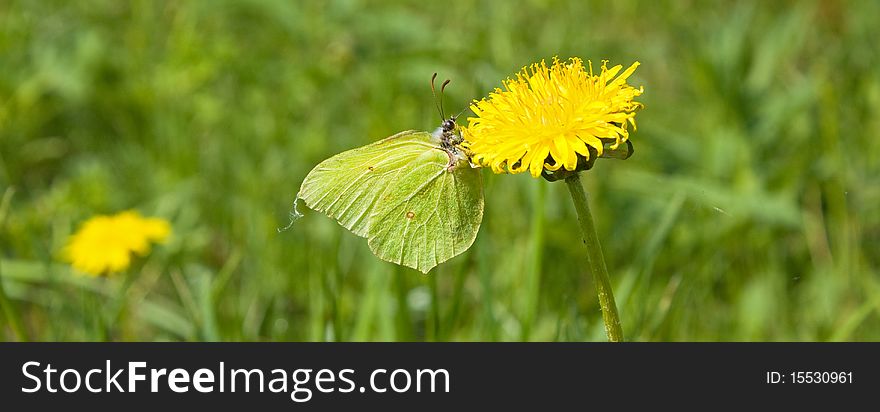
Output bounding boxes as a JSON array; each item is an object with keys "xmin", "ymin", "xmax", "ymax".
[
  {"xmin": 63, "ymin": 210, "xmax": 171, "ymax": 276},
  {"xmin": 463, "ymin": 57, "xmax": 644, "ymax": 177}
]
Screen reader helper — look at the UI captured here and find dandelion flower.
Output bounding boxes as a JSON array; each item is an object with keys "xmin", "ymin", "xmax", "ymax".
[
  {"xmin": 63, "ymin": 210, "xmax": 171, "ymax": 276},
  {"xmin": 463, "ymin": 57, "xmax": 643, "ymax": 177}
]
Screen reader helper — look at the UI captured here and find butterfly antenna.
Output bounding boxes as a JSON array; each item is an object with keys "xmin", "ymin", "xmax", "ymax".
[
  {"xmin": 440, "ymin": 79, "xmax": 451, "ymax": 120},
  {"xmin": 431, "ymin": 73, "xmax": 444, "ymax": 121}
]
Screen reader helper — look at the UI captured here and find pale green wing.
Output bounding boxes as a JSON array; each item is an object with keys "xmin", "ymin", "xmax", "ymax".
[
  {"xmin": 297, "ymin": 130, "xmax": 434, "ymax": 237},
  {"xmin": 366, "ymin": 150, "xmax": 484, "ymax": 274}
]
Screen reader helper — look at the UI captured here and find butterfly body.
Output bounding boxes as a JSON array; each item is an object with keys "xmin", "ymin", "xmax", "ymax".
[{"xmin": 297, "ymin": 124, "xmax": 483, "ymax": 274}]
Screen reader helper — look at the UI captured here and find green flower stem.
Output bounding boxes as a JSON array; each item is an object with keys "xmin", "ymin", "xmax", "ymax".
[
  {"xmin": 0, "ymin": 188, "xmax": 26, "ymax": 341},
  {"xmin": 564, "ymin": 173, "xmax": 624, "ymax": 342},
  {"xmin": 0, "ymin": 259, "xmax": 28, "ymax": 341}
]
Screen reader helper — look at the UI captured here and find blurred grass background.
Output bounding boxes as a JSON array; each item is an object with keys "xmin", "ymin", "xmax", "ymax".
[{"xmin": 1, "ymin": 0, "xmax": 879, "ymax": 341}]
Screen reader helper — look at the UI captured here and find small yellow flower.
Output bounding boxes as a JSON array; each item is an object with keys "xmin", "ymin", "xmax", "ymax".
[
  {"xmin": 463, "ymin": 57, "xmax": 644, "ymax": 177},
  {"xmin": 63, "ymin": 210, "xmax": 171, "ymax": 276}
]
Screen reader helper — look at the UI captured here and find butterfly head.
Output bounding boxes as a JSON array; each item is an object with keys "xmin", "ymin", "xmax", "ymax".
[
  {"xmin": 436, "ymin": 116, "xmax": 463, "ymax": 147},
  {"xmin": 441, "ymin": 117, "xmax": 457, "ymax": 134}
]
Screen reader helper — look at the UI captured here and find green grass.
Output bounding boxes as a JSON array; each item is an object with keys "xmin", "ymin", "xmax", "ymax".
[{"xmin": 1, "ymin": 0, "xmax": 879, "ymax": 341}]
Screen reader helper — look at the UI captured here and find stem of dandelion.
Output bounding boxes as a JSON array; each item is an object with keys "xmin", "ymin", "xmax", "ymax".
[{"xmin": 564, "ymin": 173, "xmax": 624, "ymax": 342}]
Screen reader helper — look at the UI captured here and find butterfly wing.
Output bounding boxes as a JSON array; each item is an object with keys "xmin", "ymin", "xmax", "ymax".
[
  {"xmin": 297, "ymin": 130, "xmax": 435, "ymax": 237},
  {"xmin": 367, "ymin": 149, "xmax": 484, "ymax": 274}
]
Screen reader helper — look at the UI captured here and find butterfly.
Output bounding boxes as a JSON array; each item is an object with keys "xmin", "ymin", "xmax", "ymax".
[{"xmin": 296, "ymin": 76, "xmax": 484, "ymax": 274}]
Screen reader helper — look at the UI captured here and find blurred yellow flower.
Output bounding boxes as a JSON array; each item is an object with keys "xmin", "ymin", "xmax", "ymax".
[
  {"xmin": 63, "ymin": 210, "xmax": 171, "ymax": 276},
  {"xmin": 463, "ymin": 57, "xmax": 643, "ymax": 177}
]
